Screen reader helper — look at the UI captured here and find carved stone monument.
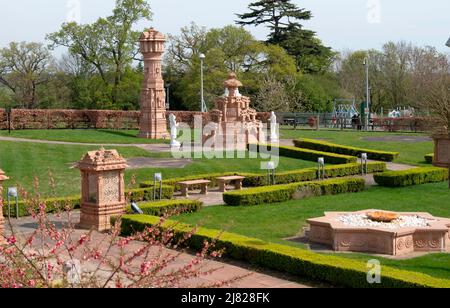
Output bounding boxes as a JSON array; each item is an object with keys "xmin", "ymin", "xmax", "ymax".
[
  {"xmin": 138, "ymin": 28, "xmax": 169, "ymax": 139},
  {"xmin": 206, "ymin": 73, "xmax": 263, "ymax": 149},
  {"xmin": 75, "ymin": 148, "xmax": 127, "ymax": 231},
  {"xmin": 270, "ymin": 111, "xmax": 279, "ymax": 143},
  {"xmin": 0, "ymin": 169, "xmax": 9, "ymax": 244}
]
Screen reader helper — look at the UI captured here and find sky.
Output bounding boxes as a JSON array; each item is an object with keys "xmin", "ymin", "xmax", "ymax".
[{"xmin": 0, "ymin": 0, "xmax": 449, "ymax": 56}]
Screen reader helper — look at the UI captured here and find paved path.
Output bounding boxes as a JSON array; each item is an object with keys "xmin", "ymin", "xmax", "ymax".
[{"xmin": 5, "ymin": 212, "xmax": 313, "ymax": 288}]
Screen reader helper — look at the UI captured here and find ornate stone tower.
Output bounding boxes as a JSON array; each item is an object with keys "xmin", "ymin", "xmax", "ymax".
[
  {"xmin": 75, "ymin": 148, "xmax": 127, "ymax": 231},
  {"xmin": 0, "ymin": 169, "xmax": 9, "ymax": 244},
  {"xmin": 138, "ymin": 28, "xmax": 169, "ymax": 139}
]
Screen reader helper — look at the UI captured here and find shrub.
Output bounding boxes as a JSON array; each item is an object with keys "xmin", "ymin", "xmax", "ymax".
[
  {"xmin": 294, "ymin": 138, "xmax": 399, "ymax": 162},
  {"xmin": 223, "ymin": 178, "xmax": 366, "ymax": 206},
  {"xmin": 248, "ymin": 143, "xmax": 357, "ymax": 164},
  {"xmin": 120, "ymin": 215, "xmax": 450, "ymax": 288},
  {"xmin": 125, "ymin": 199, "xmax": 202, "ymax": 216},
  {"xmin": 425, "ymin": 154, "xmax": 434, "ymax": 164},
  {"xmin": 3, "ymin": 186, "xmax": 174, "ymax": 218},
  {"xmin": 374, "ymin": 167, "xmax": 449, "ymax": 187},
  {"xmin": 139, "ymin": 173, "xmax": 239, "ymax": 190}
]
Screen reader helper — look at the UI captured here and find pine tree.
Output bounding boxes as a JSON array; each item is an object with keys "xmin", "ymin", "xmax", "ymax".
[{"xmin": 236, "ymin": 0, "xmax": 334, "ymax": 73}]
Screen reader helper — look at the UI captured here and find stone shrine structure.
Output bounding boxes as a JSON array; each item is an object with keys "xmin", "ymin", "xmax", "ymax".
[
  {"xmin": 75, "ymin": 148, "xmax": 127, "ymax": 231},
  {"xmin": 0, "ymin": 169, "xmax": 9, "ymax": 244},
  {"xmin": 138, "ymin": 28, "xmax": 169, "ymax": 139},
  {"xmin": 205, "ymin": 73, "xmax": 263, "ymax": 149}
]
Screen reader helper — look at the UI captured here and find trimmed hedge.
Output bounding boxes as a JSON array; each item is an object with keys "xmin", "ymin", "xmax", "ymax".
[
  {"xmin": 223, "ymin": 178, "xmax": 366, "ymax": 206},
  {"xmin": 294, "ymin": 138, "xmax": 399, "ymax": 162},
  {"xmin": 120, "ymin": 215, "xmax": 450, "ymax": 288},
  {"xmin": 139, "ymin": 162, "xmax": 386, "ymax": 189},
  {"xmin": 2, "ymin": 186, "xmax": 174, "ymax": 218},
  {"xmin": 374, "ymin": 167, "xmax": 449, "ymax": 187},
  {"xmin": 425, "ymin": 154, "xmax": 434, "ymax": 164},
  {"xmin": 125, "ymin": 199, "xmax": 202, "ymax": 216},
  {"xmin": 249, "ymin": 143, "xmax": 357, "ymax": 164}
]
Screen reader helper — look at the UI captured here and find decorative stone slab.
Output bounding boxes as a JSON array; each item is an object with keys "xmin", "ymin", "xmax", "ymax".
[{"xmin": 307, "ymin": 210, "xmax": 450, "ymax": 256}]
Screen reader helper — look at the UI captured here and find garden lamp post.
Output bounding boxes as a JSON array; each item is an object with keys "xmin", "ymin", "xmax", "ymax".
[
  {"xmin": 363, "ymin": 58, "xmax": 370, "ymax": 131},
  {"xmin": 199, "ymin": 53, "xmax": 207, "ymax": 113},
  {"xmin": 166, "ymin": 83, "xmax": 171, "ymax": 110}
]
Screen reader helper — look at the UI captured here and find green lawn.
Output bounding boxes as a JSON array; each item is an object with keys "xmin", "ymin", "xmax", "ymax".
[
  {"xmin": 280, "ymin": 128, "xmax": 433, "ymax": 166},
  {"xmin": 0, "ymin": 141, "xmax": 316, "ymax": 197},
  {"xmin": 0, "ymin": 129, "xmax": 169, "ymax": 144},
  {"xmin": 175, "ymin": 182, "xmax": 450, "ymax": 279}
]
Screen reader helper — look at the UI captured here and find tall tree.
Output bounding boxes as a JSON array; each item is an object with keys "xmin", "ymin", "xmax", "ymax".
[
  {"xmin": 0, "ymin": 42, "xmax": 54, "ymax": 108},
  {"xmin": 47, "ymin": 0, "xmax": 152, "ymax": 104},
  {"xmin": 236, "ymin": 0, "xmax": 334, "ymax": 73}
]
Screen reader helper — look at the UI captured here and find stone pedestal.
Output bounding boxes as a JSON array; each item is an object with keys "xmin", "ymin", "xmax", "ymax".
[
  {"xmin": 75, "ymin": 149, "xmax": 127, "ymax": 231},
  {"xmin": 0, "ymin": 169, "xmax": 9, "ymax": 245},
  {"xmin": 433, "ymin": 135, "xmax": 450, "ymax": 189},
  {"xmin": 138, "ymin": 28, "xmax": 169, "ymax": 139}
]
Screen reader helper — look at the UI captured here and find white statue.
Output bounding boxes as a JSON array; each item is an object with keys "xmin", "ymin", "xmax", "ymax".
[
  {"xmin": 169, "ymin": 113, "xmax": 181, "ymax": 147},
  {"xmin": 270, "ymin": 111, "xmax": 279, "ymax": 142}
]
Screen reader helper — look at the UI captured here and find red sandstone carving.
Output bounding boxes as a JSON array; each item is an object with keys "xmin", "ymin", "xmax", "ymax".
[
  {"xmin": 204, "ymin": 73, "xmax": 264, "ymax": 149},
  {"xmin": 0, "ymin": 169, "xmax": 9, "ymax": 245},
  {"xmin": 138, "ymin": 28, "xmax": 169, "ymax": 139},
  {"xmin": 75, "ymin": 148, "xmax": 127, "ymax": 231},
  {"xmin": 307, "ymin": 210, "xmax": 450, "ymax": 256}
]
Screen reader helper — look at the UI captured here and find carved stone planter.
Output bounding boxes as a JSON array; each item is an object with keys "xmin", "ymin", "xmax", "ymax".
[
  {"xmin": 307, "ymin": 210, "xmax": 450, "ymax": 256},
  {"xmin": 433, "ymin": 134, "xmax": 450, "ymax": 188}
]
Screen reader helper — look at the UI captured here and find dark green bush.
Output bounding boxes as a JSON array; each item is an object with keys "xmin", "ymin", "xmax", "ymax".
[
  {"xmin": 120, "ymin": 215, "xmax": 450, "ymax": 288},
  {"xmin": 125, "ymin": 199, "xmax": 202, "ymax": 216},
  {"xmin": 374, "ymin": 167, "xmax": 449, "ymax": 187},
  {"xmin": 223, "ymin": 178, "xmax": 366, "ymax": 206},
  {"xmin": 249, "ymin": 143, "xmax": 357, "ymax": 164},
  {"xmin": 294, "ymin": 138, "xmax": 399, "ymax": 162},
  {"xmin": 425, "ymin": 154, "xmax": 434, "ymax": 164}
]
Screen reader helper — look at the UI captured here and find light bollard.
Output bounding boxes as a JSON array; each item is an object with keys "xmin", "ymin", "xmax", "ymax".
[
  {"xmin": 318, "ymin": 157, "xmax": 325, "ymax": 180},
  {"xmin": 7, "ymin": 187, "xmax": 19, "ymax": 219},
  {"xmin": 153, "ymin": 173, "xmax": 163, "ymax": 201},
  {"xmin": 361, "ymin": 153, "xmax": 368, "ymax": 175},
  {"xmin": 267, "ymin": 161, "xmax": 276, "ymax": 186}
]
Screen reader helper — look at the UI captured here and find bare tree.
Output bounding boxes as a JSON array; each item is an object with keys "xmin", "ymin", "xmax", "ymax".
[{"xmin": 0, "ymin": 42, "xmax": 54, "ymax": 109}]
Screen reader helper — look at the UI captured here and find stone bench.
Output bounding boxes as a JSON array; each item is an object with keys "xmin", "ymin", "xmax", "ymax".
[
  {"xmin": 177, "ymin": 180, "xmax": 212, "ymax": 197},
  {"xmin": 215, "ymin": 176, "xmax": 246, "ymax": 193}
]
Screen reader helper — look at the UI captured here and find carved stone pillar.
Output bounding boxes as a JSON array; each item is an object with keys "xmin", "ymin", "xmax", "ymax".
[
  {"xmin": 75, "ymin": 148, "xmax": 127, "ymax": 231},
  {"xmin": 138, "ymin": 28, "xmax": 169, "ymax": 139}
]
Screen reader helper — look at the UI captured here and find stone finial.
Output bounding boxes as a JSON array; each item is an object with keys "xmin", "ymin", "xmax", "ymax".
[
  {"xmin": 140, "ymin": 27, "xmax": 166, "ymax": 42},
  {"xmin": 224, "ymin": 73, "xmax": 243, "ymax": 89},
  {"xmin": 76, "ymin": 149, "xmax": 127, "ymax": 172}
]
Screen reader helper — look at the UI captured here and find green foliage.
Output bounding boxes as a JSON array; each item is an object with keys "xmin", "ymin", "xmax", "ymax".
[
  {"xmin": 250, "ymin": 143, "xmax": 358, "ymax": 164},
  {"xmin": 374, "ymin": 167, "xmax": 449, "ymax": 187},
  {"xmin": 223, "ymin": 178, "xmax": 366, "ymax": 206},
  {"xmin": 425, "ymin": 154, "xmax": 434, "ymax": 164},
  {"xmin": 294, "ymin": 138, "xmax": 399, "ymax": 162},
  {"xmin": 121, "ymin": 215, "xmax": 450, "ymax": 288},
  {"xmin": 2, "ymin": 196, "xmax": 81, "ymax": 218},
  {"xmin": 127, "ymin": 186, "xmax": 174, "ymax": 202},
  {"xmin": 125, "ymin": 199, "xmax": 202, "ymax": 216}
]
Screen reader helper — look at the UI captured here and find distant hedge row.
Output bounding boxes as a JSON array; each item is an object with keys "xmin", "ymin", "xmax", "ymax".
[
  {"xmin": 125, "ymin": 199, "xmax": 202, "ymax": 216},
  {"xmin": 294, "ymin": 138, "xmax": 399, "ymax": 162}
]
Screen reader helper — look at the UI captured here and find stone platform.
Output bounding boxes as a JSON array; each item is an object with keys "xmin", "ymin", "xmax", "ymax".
[{"xmin": 307, "ymin": 210, "xmax": 450, "ymax": 256}]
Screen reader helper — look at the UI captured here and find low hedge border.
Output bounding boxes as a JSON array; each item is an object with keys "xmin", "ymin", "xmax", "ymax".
[
  {"xmin": 425, "ymin": 154, "xmax": 434, "ymax": 164},
  {"xmin": 374, "ymin": 167, "xmax": 449, "ymax": 187},
  {"xmin": 120, "ymin": 215, "xmax": 450, "ymax": 288},
  {"xmin": 223, "ymin": 178, "xmax": 366, "ymax": 206},
  {"xmin": 2, "ymin": 186, "xmax": 175, "ymax": 218},
  {"xmin": 294, "ymin": 138, "xmax": 399, "ymax": 162},
  {"xmin": 248, "ymin": 143, "xmax": 357, "ymax": 164},
  {"xmin": 139, "ymin": 162, "xmax": 386, "ymax": 189},
  {"xmin": 125, "ymin": 199, "xmax": 202, "ymax": 216}
]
